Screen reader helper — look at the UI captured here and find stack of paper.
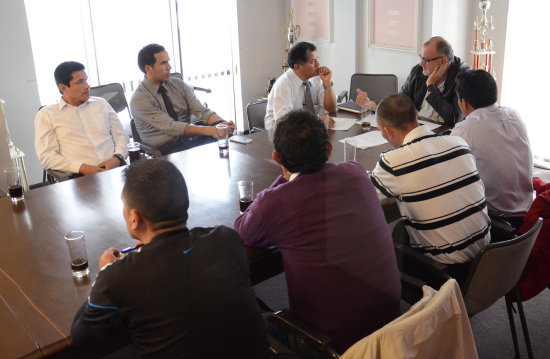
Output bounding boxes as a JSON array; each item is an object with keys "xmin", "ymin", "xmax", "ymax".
[{"xmin": 339, "ymin": 131, "xmax": 387, "ymax": 149}]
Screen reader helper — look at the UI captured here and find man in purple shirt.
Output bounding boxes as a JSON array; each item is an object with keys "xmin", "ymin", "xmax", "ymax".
[{"xmin": 235, "ymin": 110, "xmax": 401, "ymax": 352}]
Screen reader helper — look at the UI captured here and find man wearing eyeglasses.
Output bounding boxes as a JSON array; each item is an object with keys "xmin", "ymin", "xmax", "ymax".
[{"xmin": 357, "ymin": 36, "xmax": 468, "ymax": 125}]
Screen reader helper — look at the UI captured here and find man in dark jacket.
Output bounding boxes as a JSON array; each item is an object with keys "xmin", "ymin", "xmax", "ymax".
[{"xmin": 356, "ymin": 36, "xmax": 468, "ymax": 125}]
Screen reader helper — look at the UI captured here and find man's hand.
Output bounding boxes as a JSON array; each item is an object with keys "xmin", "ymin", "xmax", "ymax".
[
  {"xmin": 318, "ymin": 66, "xmax": 332, "ymax": 87},
  {"xmin": 327, "ymin": 116, "xmax": 335, "ymax": 129},
  {"xmin": 79, "ymin": 163, "xmax": 105, "ymax": 176},
  {"xmin": 220, "ymin": 121, "xmax": 235, "ymax": 136},
  {"xmin": 99, "ymin": 248, "xmax": 123, "ymax": 269},
  {"xmin": 97, "ymin": 157, "xmax": 121, "ymax": 170},
  {"xmin": 355, "ymin": 89, "xmax": 378, "ymax": 111},
  {"xmin": 426, "ymin": 63, "xmax": 449, "ymax": 87}
]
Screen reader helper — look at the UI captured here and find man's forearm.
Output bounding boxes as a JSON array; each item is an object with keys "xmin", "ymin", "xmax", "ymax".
[
  {"xmin": 324, "ymin": 89, "xmax": 337, "ymax": 112},
  {"xmin": 184, "ymin": 124, "xmax": 216, "ymax": 137},
  {"xmin": 207, "ymin": 113, "xmax": 223, "ymax": 125}
]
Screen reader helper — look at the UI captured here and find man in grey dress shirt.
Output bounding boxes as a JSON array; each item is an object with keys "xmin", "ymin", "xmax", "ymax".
[{"xmin": 130, "ymin": 44, "xmax": 234, "ymax": 155}]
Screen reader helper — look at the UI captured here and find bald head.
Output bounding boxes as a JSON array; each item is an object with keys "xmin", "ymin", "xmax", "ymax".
[{"xmin": 376, "ymin": 94, "xmax": 418, "ymax": 131}]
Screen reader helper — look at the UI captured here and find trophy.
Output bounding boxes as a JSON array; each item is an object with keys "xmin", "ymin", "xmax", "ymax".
[
  {"xmin": 472, "ymin": 0, "xmax": 495, "ymax": 75},
  {"xmin": 282, "ymin": 8, "xmax": 301, "ymax": 71}
]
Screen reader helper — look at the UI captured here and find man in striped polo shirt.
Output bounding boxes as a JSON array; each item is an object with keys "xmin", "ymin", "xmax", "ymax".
[{"xmin": 370, "ymin": 94, "xmax": 490, "ymax": 282}]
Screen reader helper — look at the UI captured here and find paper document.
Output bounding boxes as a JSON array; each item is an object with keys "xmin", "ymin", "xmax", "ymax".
[
  {"xmin": 418, "ymin": 119, "xmax": 440, "ymax": 130},
  {"xmin": 339, "ymin": 131, "xmax": 387, "ymax": 149},
  {"xmin": 330, "ymin": 117, "xmax": 357, "ymax": 131}
]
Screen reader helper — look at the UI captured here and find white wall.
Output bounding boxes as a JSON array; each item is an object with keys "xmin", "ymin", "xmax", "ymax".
[
  {"xmin": 0, "ymin": 0, "xmax": 42, "ymax": 185},
  {"xmin": 293, "ymin": 0, "xmax": 358, "ymax": 97},
  {"xmin": 432, "ymin": 0, "xmax": 471, "ymax": 60},
  {"xmin": 235, "ymin": 0, "xmax": 288, "ymax": 132}
]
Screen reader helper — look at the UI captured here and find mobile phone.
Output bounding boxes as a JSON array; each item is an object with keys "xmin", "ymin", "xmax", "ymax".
[{"xmin": 230, "ymin": 136, "xmax": 252, "ymax": 144}]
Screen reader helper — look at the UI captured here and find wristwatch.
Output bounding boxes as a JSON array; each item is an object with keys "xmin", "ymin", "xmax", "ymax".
[
  {"xmin": 113, "ymin": 153, "xmax": 125, "ymax": 165},
  {"xmin": 427, "ymin": 84, "xmax": 438, "ymax": 93},
  {"xmin": 323, "ymin": 81, "xmax": 334, "ymax": 90}
]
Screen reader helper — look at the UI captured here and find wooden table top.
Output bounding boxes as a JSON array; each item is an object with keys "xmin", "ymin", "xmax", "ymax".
[{"xmin": 0, "ymin": 112, "xmax": 439, "ymax": 357}]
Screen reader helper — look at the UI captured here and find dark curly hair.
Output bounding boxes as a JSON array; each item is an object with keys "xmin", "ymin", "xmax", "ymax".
[{"xmin": 273, "ymin": 110, "xmax": 329, "ymax": 174}]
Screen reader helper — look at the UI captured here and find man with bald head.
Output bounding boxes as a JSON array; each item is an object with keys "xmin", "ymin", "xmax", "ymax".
[{"xmin": 357, "ymin": 36, "xmax": 468, "ymax": 125}]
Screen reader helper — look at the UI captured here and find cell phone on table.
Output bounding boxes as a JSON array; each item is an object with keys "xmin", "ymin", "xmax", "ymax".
[{"xmin": 230, "ymin": 136, "xmax": 252, "ymax": 144}]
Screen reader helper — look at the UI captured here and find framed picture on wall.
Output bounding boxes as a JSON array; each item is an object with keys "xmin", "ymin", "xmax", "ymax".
[
  {"xmin": 294, "ymin": 0, "xmax": 334, "ymax": 42},
  {"xmin": 369, "ymin": 0, "xmax": 419, "ymax": 52}
]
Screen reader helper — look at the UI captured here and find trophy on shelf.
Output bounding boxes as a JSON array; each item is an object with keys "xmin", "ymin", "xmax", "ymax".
[
  {"xmin": 472, "ymin": 0, "xmax": 495, "ymax": 76},
  {"xmin": 282, "ymin": 8, "xmax": 300, "ymax": 71}
]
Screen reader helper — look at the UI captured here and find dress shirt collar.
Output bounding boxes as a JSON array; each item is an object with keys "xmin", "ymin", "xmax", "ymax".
[
  {"xmin": 141, "ymin": 76, "xmax": 162, "ymax": 94},
  {"xmin": 403, "ymin": 123, "xmax": 434, "ymax": 144},
  {"xmin": 57, "ymin": 96, "xmax": 97, "ymax": 110},
  {"xmin": 289, "ymin": 172, "xmax": 300, "ymax": 182},
  {"xmin": 288, "ymin": 69, "xmax": 312, "ymax": 87},
  {"xmin": 466, "ymin": 103, "xmax": 499, "ymax": 119}
]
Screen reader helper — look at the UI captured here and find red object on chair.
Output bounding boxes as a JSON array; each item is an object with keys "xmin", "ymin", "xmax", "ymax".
[{"xmin": 510, "ymin": 178, "xmax": 550, "ymax": 301}]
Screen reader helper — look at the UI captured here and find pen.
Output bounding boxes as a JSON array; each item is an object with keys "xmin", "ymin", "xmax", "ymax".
[{"xmin": 121, "ymin": 244, "xmax": 143, "ymax": 254}]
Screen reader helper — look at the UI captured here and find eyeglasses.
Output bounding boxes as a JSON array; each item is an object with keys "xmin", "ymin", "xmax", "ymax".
[{"xmin": 418, "ymin": 55, "xmax": 443, "ymax": 63}]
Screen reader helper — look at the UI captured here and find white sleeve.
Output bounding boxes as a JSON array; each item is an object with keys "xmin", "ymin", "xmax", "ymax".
[
  {"xmin": 272, "ymin": 81, "xmax": 295, "ymax": 123},
  {"xmin": 34, "ymin": 110, "xmax": 82, "ymax": 174},
  {"xmin": 370, "ymin": 160, "xmax": 401, "ymax": 201},
  {"xmin": 103, "ymin": 100, "xmax": 129, "ymax": 157}
]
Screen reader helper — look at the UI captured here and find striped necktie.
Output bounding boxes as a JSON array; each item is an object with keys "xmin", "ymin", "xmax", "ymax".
[{"xmin": 303, "ymin": 81, "xmax": 315, "ymax": 114}]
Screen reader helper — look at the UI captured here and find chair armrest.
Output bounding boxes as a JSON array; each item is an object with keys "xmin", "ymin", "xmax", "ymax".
[
  {"xmin": 489, "ymin": 214, "xmax": 517, "ymax": 242},
  {"xmin": 46, "ymin": 169, "xmax": 73, "ymax": 182},
  {"xmin": 337, "ymin": 90, "xmax": 348, "ymax": 103},
  {"xmin": 400, "ymin": 271, "xmax": 426, "ymax": 304},
  {"xmin": 268, "ymin": 310, "xmax": 340, "ymax": 359},
  {"xmin": 394, "ymin": 244, "xmax": 450, "ymax": 290}
]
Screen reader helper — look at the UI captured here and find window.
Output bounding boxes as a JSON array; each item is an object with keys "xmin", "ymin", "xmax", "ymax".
[
  {"xmin": 25, "ymin": 0, "xmax": 238, "ymax": 124},
  {"xmin": 501, "ymin": 0, "xmax": 550, "ymax": 161}
]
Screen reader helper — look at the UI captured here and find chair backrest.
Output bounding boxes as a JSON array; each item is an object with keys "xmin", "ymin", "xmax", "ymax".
[
  {"xmin": 246, "ymin": 100, "xmax": 267, "ymax": 133},
  {"xmin": 341, "ymin": 279, "xmax": 478, "ymax": 359},
  {"xmin": 170, "ymin": 72, "xmax": 183, "ymax": 80},
  {"xmin": 348, "ymin": 74, "xmax": 398, "ymax": 103},
  {"xmin": 90, "ymin": 83, "xmax": 132, "ymax": 137},
  {"xmin": 462, "ymin": 218, "xmax": 543, "ymax": 316}
]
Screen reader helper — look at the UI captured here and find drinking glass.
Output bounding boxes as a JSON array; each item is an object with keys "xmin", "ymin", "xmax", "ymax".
[
  {"xmin": 237, "ymin": 180, "xmax": 253, "ymax": 214},
  {"xmin": 65, "ymin": 231, "xmax": 89, "ymax": 277},
  {"xmin": 4, "ymin": 167, "xmax": 23, "ymax": 202},
  {"xmin": 344, "ymin": 138, "xmax": 357, "ymax": 162},
  {"xmin": 216, "ymin": 124, "xmax": 229, "ymax": 157},
  {"xmin": 128, "ymin": 141, "xmax": 141, "ymax": 164}
]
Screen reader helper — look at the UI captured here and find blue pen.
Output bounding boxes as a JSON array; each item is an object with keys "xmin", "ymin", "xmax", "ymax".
[{"xmin": 121, "ymin": 244, "xmax": 143, "ymax": 254}]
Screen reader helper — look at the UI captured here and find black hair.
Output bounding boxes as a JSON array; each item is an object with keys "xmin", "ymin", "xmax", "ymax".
[
  {"xmin": 54, "ymin": 61, "xmax": 85, "ymax": 94},
  {"xmin": 425, "ymin": 36, "xmax": 454, "ymax": 61},
  {"xmin": 122, "ymin": 159, "xmax": 189, "ymax": 226},
  {"xmin": 455, "ymin": 69, "xmax": 497, "ymax": 109},
  {"xmin": 376, "ymin": 94, "xmax": 417, "ymax": 130},
  {"xmin": 273, "ymin": 110, "xmax": 329, "ymax": 174},
  {"xmin": 137, "ymin": 44, "xmax": 166, "ymax": 74},
  {"xmin": 288, "ymin": 42, "xmax": 317, "ymax": 69}
]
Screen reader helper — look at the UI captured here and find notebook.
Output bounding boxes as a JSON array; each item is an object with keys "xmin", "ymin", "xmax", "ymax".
[{"xmin": 337, "ymin": 101, "xmax": 363, "ymax": 114}]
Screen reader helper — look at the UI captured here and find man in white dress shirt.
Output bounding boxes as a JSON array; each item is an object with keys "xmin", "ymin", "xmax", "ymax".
[
  {"xmin": 451, "ymin": 69, "xmax": 533, "ymax": 229},
  {"xmin": 35, "ymin": 61, "xmax": 128, "ymax": 176},
  {"xmin": 264, "ymin": 42, "xmax": 337, "ymax": 129}
]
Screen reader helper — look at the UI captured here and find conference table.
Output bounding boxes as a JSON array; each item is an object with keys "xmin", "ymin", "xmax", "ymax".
[{"xmin": 0, "ymin": 113, "xmax": 437, "ymax": 358}]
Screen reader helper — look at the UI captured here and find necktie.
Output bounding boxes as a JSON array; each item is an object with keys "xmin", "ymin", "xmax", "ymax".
[
  {"xmin": 303, "ymin": 81, "xmax": 315, "ymax": 115},
  {"xmin": 158, "ymin": 85, "xmax": 179, "ymax": 122}
]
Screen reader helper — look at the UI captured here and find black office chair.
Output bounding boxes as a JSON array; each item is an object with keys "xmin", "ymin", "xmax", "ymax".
[
  {"xmin": 337, "ymin": 74, "xmax": 398, "ymax": 104},
  {"xmin": 90, "ymin": 83, "xmax": 161, "ymax": 157},
  {"xmin": 267, "ymin": 310, "xmax": 340, "ymax": 359},
  {"xmin": 246, "ymin": 100, "xmax": 268, "ymax": 134}
]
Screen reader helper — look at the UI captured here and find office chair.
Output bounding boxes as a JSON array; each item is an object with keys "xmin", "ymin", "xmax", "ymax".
[
  {"xmin": 337, "ymin": 74, "xmax": 398, "ymax": 104},
  {"xmin": 90, "ymin": 83, "xmax": 161, "ymax": 157},
  {"xmin": 246, "ymin": 100, "xmax": 268, "ymax": 133},
  {"xmin": 395, "ymin": 218, "xmax": 543, "ymax": 359}
]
